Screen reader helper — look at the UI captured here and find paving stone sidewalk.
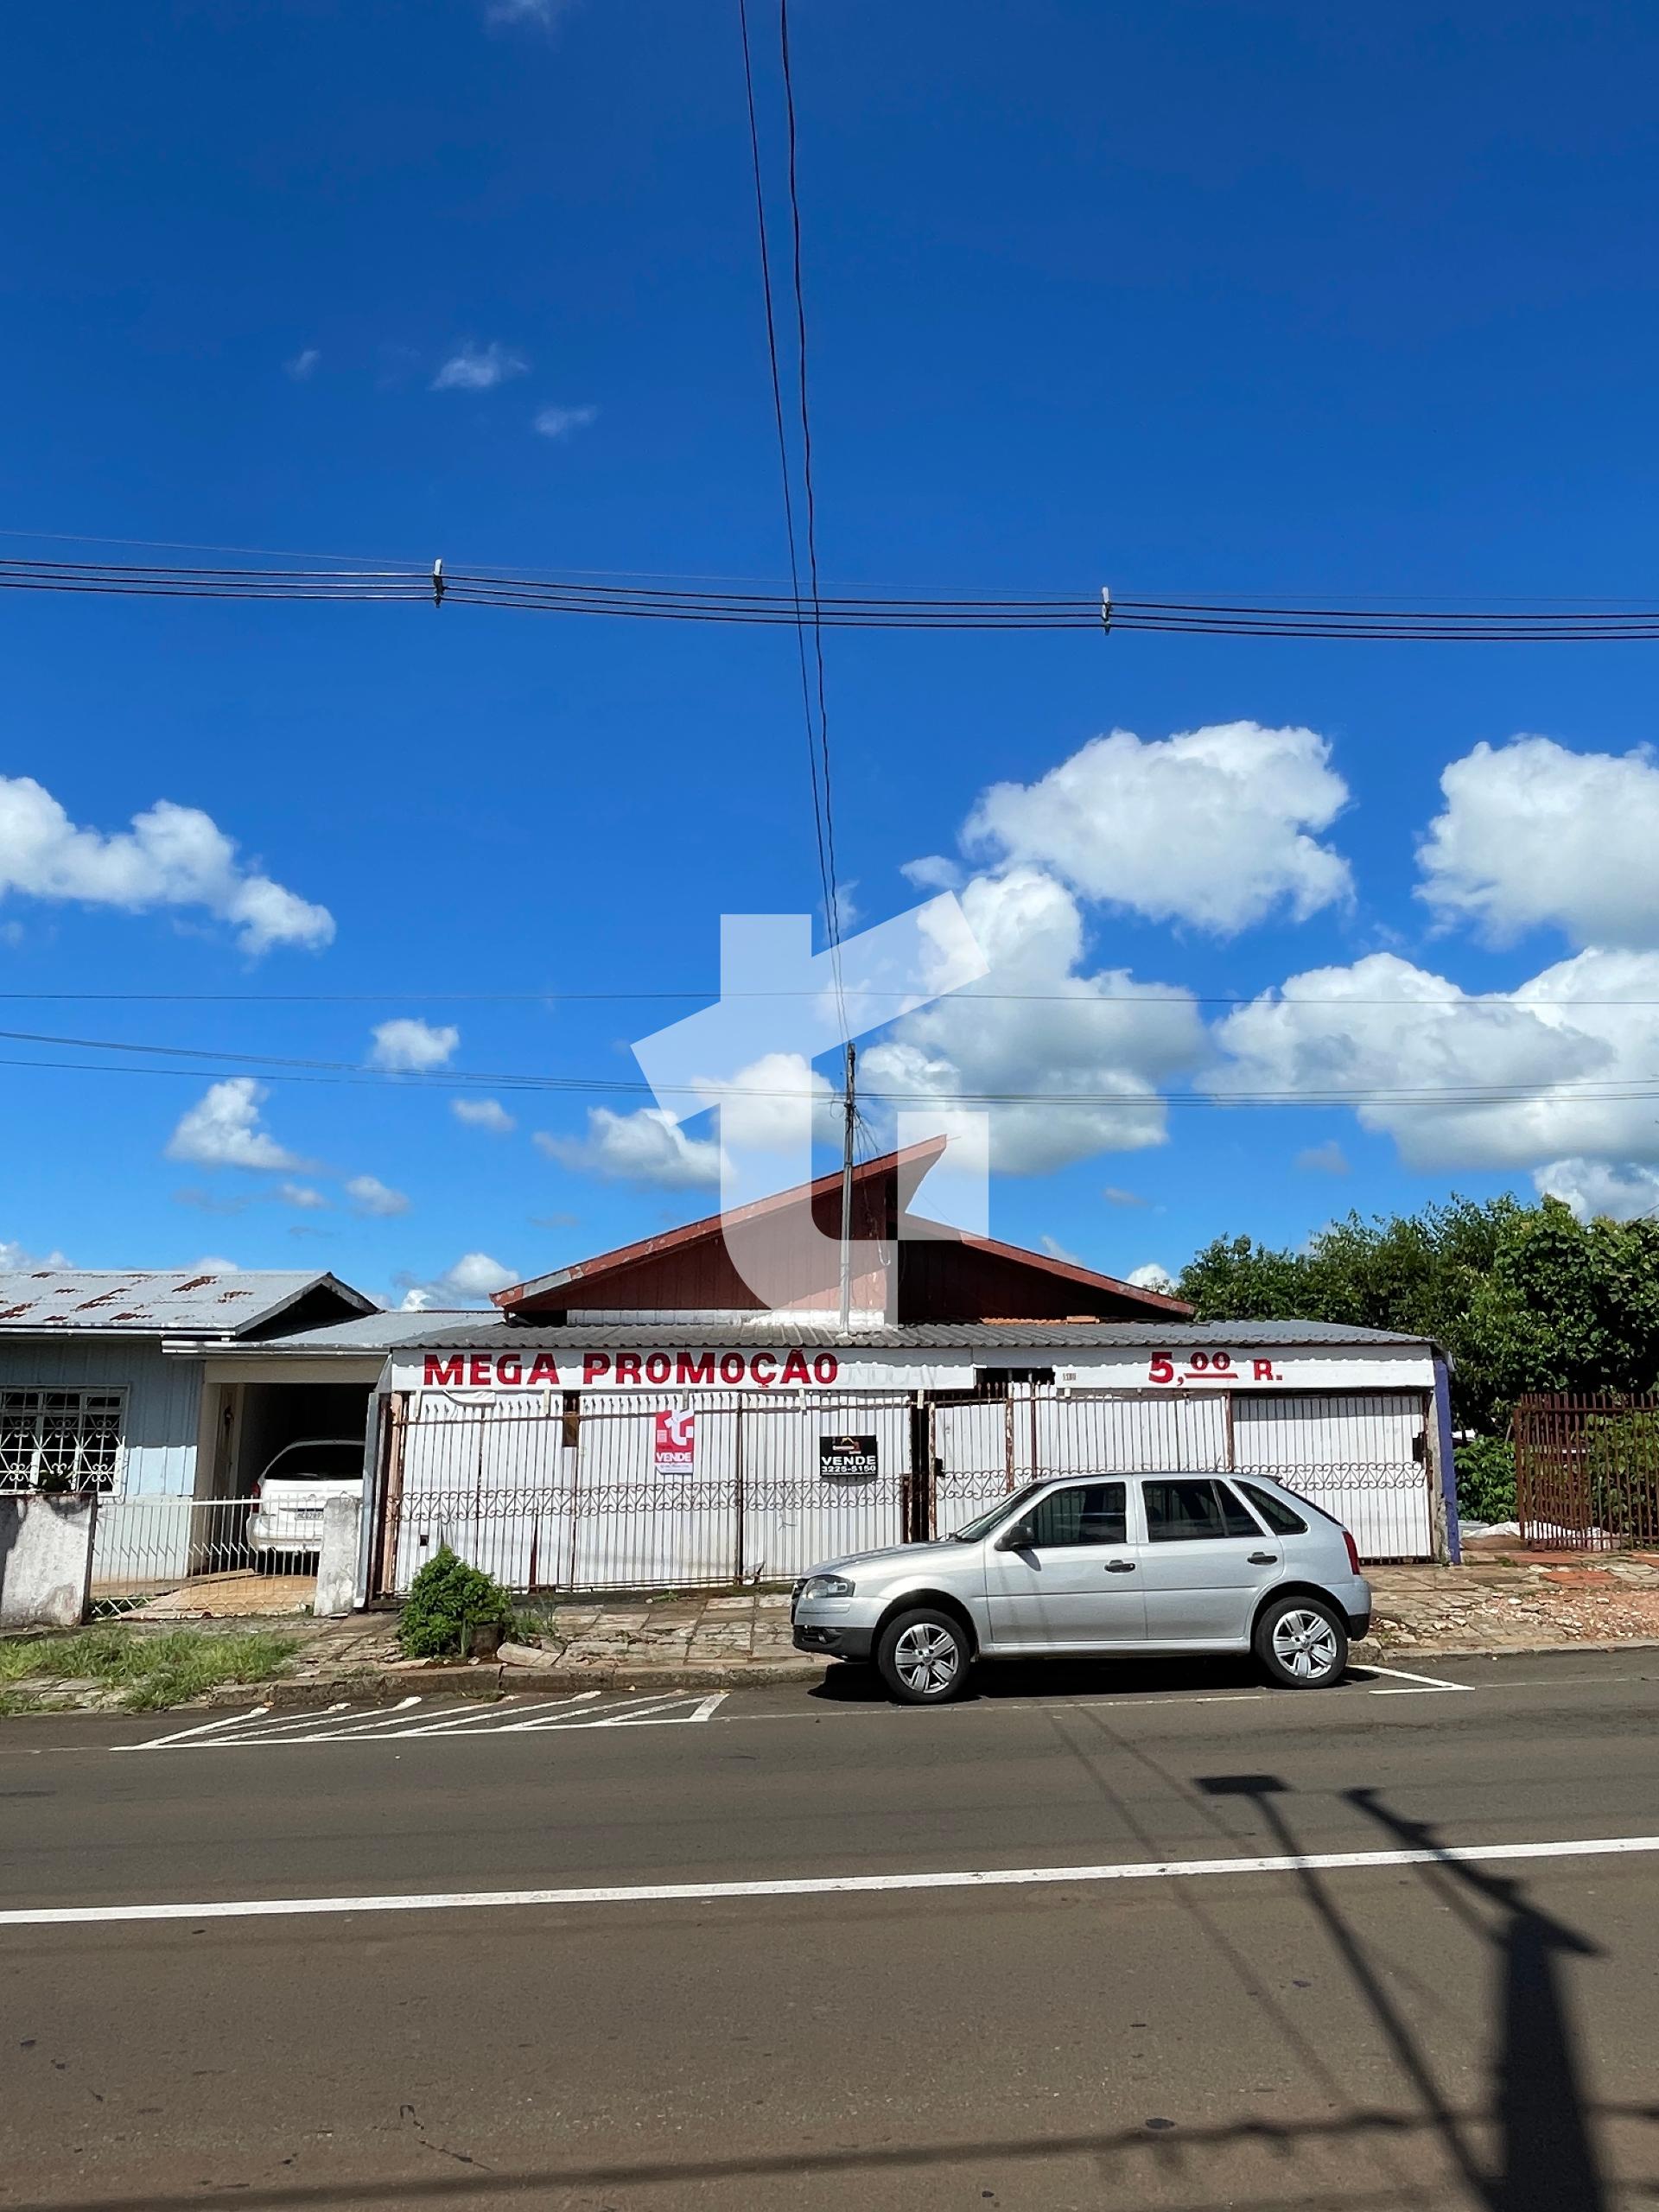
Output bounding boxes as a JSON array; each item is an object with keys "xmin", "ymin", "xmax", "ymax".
[
  {"xmin": 214, "ymin": 1559, "xmax": 1659, "ymax": 1699},
  {"xmin": 10, "ymin": 1560, "xmax": 1659, "ymax": 1714}
]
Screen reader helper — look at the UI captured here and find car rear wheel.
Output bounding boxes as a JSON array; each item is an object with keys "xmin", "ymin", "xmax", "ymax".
[
  {"xmin": 1255, "ymin": 1595, "xmax": 1347, "ymax": 1688},
  {"xmin": 876, "ymin": 1608, "xmax": 970, "ymax": 1705}
]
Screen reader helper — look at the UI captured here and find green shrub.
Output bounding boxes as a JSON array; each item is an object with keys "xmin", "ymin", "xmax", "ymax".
[
  {"xmin": 398, "ymin": 1545, "xmax": 515, "ymax": 1657},
  {"xmin": 1455, "ymin": 1433, "xmax": 1516, "ymax": 1523}
]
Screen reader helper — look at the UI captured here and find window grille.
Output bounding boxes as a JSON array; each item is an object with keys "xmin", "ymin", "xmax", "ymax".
[{"xmin": 0, "ymin": 1389, "xmax": 124, "ymax": 1492}]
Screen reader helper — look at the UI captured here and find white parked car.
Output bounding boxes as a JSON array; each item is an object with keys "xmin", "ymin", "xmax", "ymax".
[{"xmin": 247, "ymin": 1439, "xmax": 363, "ymax": 1555}]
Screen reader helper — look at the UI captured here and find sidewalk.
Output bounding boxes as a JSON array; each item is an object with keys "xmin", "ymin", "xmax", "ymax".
[
  {"xmin": 9, "ymin": 1558, "xmax": 1659, "ymax": 1713},
  {"xmin": 220, "ymin": 1556, "xmax": 1659, "ymax": 1701}
]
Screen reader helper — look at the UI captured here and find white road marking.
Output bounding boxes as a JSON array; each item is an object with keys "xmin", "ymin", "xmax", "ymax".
[
  {"xmin": 115, "ymin": 1705, "xmax": 271, "ymax": 1749},
  {"xmin": 234, "ymin": 1695, "xmax": 429, "ymax": 1742},
  {"xmin": 121, "ymin": 1689, "xmax": 726, "ymax": 1749},
  {"xmin": 5, "ymin": 1832, "xmax": 1656, "ymax": 1929},
  {"xmin": 1357, "ymin": 1662, "xmax": 1473, "ymax": 1695},
  {"xmin": 393, "ymin": 1694, "xmax": 603, "ymax": 1736}
]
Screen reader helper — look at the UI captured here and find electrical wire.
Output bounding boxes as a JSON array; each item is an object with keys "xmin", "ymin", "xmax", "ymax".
[
  {"xmin": 8, "ymin": 555, "xmax": 1659, "ymax": 635},
  {"xmin": 776, "ymin": 0, "xmax": 845, "ymax": 989},
  {"xmin": 2, "ymin": 1020, "xmax": 1658, "ymax": 1109},
  {"xmin": 736, "ymin": 0, "xmax": 836, "ymax": 965}
]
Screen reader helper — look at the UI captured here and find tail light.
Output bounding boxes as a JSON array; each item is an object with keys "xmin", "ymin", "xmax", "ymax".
[
  {"xmin": 250, "ymin": 1481, "xmax": 262, "ymax": 1508},
  {"xmin": 1343, "ymin": 1529, "xmax": 1362, "ymax": 1574}
]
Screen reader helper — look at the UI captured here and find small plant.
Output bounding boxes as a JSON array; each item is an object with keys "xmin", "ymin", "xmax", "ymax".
[
  {"xmin": 398, "ymin": 1545, "xmax": 515, "ymax": 1658},
  {"xmin": 1455, "ymin": 1433, "xmax": 1516, "ymax": 1524}
]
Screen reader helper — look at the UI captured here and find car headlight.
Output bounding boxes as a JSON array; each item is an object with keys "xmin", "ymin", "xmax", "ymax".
[{"xmin": 801, "ymin": 1573, "xmax": 855, "ymax": 1600}]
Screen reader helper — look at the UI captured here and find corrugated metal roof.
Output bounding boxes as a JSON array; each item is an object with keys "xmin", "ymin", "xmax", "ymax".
[
  {"xmin": 0, "ymin": 1270, "xmax": 371, "ymax": 1337},
  {"xmin": 256, "ymin": 1309, "xmax": 507, "ymax": 1352},
  {"xmin": 400, "ymin": 1318, "xmax": 1438, "ymax": 1352}
]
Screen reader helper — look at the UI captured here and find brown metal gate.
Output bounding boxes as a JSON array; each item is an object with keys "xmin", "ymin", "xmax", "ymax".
[{"xmin": 1514, "ymin": 1394, "xmax": 1659, "ymax": 1551}]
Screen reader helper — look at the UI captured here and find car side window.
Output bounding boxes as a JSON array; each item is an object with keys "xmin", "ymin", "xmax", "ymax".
[
  {"xmin": 1215, "ymin": 1481, "xmax": 1262, "ymax": 1538},
  {"xmin": 1025, "ymin": 1482, "xmax": 1127, "ymax": 1548},
  {"xmin": 1235, "ymin": 1480, "xmax": 1308, "ymax": 1536},
  {"xmin": 1143, "ymin": 1478, "xmax": 1257, "ymax": 1543}
]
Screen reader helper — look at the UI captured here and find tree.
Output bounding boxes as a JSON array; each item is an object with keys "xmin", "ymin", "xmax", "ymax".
[{"xmin": 1176, "ymin": 1194, "xmax": 1659, "ymax": 1434}]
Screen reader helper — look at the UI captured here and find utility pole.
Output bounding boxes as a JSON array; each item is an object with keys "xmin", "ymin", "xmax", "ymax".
[{"xmin": 837, "ymin": 1040, "xmax": 855, "ymax": 1334}]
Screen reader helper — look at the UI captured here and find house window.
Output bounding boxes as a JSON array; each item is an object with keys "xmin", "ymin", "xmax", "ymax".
[{"xmin": 0, "ymin": 1389, "xmax": 124, "ymax": 1492}]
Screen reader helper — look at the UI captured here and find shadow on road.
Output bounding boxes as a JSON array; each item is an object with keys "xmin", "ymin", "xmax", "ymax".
[
  {"xmin": 1190, "ymin": 1771, "xmax": 1615, "ymax": 2212},
  {"xmin": 808, "ymin": 1648, "xmax": 1270, "ymax": 1703}
]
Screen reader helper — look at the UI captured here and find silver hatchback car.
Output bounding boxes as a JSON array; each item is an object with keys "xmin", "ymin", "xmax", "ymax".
[{"xmin": 791, "ymin": 1471, "xmax": 1371, "ymax": 1702}]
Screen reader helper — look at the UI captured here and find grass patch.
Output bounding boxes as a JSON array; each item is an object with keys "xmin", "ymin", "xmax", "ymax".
[{"xmin": 0, "ymin": 1626, "xmax": 299, "ymax": 1711}]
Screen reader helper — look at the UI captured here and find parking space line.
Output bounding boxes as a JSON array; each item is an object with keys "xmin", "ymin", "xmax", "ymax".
[
  {"xmin": 115, "ymin": 1705, "xmax": 272, "ymax": 1750},
  {"xmin": 1357, "ymin": 1662, "xmax": 1473, "ymax": 1694}
]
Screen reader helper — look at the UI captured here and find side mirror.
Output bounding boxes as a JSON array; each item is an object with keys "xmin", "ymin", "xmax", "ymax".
[{"xmin": 996, "ymin": 1521, "xmax": 1034, "ymax": 1551}]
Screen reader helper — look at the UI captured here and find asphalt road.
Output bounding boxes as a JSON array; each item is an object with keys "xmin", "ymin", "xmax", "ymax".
[{"xmin": 0, "ymin": 1649, "xmax": 1656, "ymax": 2211}]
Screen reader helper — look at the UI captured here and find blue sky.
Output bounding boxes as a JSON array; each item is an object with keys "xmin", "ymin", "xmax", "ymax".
[{"xmin": 4, "ymin": 0, "xmax": 1659, "ymax": 1305}]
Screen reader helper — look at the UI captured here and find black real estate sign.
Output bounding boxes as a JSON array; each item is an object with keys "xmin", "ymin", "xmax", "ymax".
[{"xmin": 819, "ymin": 1433, "xmax": 879, "ymax": 1479}]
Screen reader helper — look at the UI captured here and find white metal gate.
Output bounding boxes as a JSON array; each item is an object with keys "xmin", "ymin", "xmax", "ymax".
[
  {"xmin": 929, "ymin": 1388, "xmax": 1433, "ymax": 1560},
  {"xmin": 372, "ymin": 1381, "xmax": 1440, "ymax": 1594},
  {"xmin": 375, "ymin": 1389, "xmax": 914, "ymax": 1595}
]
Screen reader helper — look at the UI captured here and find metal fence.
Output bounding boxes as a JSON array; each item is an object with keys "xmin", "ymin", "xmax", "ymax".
[
  {"xmin": 1514, "ymin": 1394, "xmax": 1659, "ymax": 1551},
  {"xmin": 370, "ymin": 1382, "xmax": 1440, "ymax": 1596},
  {"xmin": 90, "ymin": 1495, "xmax": 294, "ymax": 1604}
]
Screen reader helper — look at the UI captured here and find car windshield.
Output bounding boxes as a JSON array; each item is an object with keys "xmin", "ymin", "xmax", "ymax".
[
  {"xmin": 950, "ymin": 1481, "xmax": 1049, "ymax": 1541},
  {"xmin": 262, "ymin": 1440, "xmax": 363, "ymax": 1480}
]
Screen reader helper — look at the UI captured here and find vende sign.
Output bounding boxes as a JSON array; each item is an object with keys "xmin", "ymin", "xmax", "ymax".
[{"xmin": 419, "ymin": 1348, "xmax": 843, "ymax": 1391}]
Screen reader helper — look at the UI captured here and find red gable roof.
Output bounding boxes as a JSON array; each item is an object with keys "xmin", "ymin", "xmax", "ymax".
[{"xmin": 496, "ymin": 1141, "xmax": 1191, "ymax": 1324}]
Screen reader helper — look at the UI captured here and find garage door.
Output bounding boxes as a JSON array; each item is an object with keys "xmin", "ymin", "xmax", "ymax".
[{"xmin": 1233, "ymin": 1392, "xmax": 1433, "ymax": 1561}]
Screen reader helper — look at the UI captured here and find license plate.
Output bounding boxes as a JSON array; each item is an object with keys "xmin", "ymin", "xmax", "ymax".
[{"xmin": 288, "ymin": 1507, "xmax": 324, "ymax": 1522}]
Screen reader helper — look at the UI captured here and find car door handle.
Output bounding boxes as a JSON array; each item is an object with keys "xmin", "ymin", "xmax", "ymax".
[
  {"xmin": 1248, "ymin": 1551, "xmax": 1278, "ymax": 1565},
  {"xmin": 1103, "ymin": 1560, "xmax": 1137, "ymax": 1573}
]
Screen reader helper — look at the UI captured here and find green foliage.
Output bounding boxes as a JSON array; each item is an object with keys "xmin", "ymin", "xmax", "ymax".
[
  {"xmin": 1453, "ymin": 1434, "xmax": 1516, "ymax": 1524},
  {"xmin": 398, "ymin": 1545, "xmax": 514, "ymax": 1658},
  {"xmin": 0, "ymin": 1625, "xmax": 297, "ymax": 1711},
  {"xmin": 1583, "ymin": 1409, "xmax": 1659, "ymax": 1538},
  {"xmin": 1178, "ymin": 1194, "xmax": 1659, "ymax": 1433}
]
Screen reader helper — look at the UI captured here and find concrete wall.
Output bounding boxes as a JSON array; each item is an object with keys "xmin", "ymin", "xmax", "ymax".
[{"xmin": 0, "ymin": 1494, "xmax": 96, "ymax": 1630}]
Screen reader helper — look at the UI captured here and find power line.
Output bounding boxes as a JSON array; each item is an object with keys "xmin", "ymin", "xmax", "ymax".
[
  {"xmin": 735, "ymin": 0, "xmax": 836, "ymax": 961},
  {"xmin": 775, "ymin": 0, "xmax": 843, "ymax": 976},
  {"xmin": 12, "ymin": 987, "xmax": 1659, "ymax": 1009},
  {"xmin": 10, "ymin": 554, "xmax": 1659, "ymax": 636},
  {"xmin": 3, "ymin": 1022, "xmax": 1659, "ymax": 1109}
]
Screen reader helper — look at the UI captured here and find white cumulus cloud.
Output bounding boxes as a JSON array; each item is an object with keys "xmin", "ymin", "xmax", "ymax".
[
  {"xmin": 1418, "ymin": 735, "xmax": 1659, "ymax": 949},
  {"xmin": 431, "ymin": 341, "xmax": 528, "ymax": 391},
  {"xmin": 397, "ymin": 1251, "xmax": 518, "ymax": 1308},
  {"xmin": 1126, "ymin": 1262, "xmax": 1177, "ymax": 1292},
  {"xmin": 346, "ymin": 1174, "xmax": 410, "ymax": 1217},
  {"xmin": 285, "ymin": 347, "xmax": 320, "ymax": 381},
  {"xmin": 0, "ymin": 1236, "xmax": 71, "ymax": 1269},
  {"xmin": 1209, "ymin": 947, "xmax": 1659, "ymax": 1185},
  {"xmin": 963, "ymin": 722, "xmax": 1352, "ymax": 935},
  {"xmin": 533, "ymin": 404, "xmax": 597, "ymax": 439},
  {"xmin": 0, "ymin": 777, "xmax": 334, "ymax": 953},
  {"xmin": 370, "ymin": 1018, "xmax": 460, "ymax": 1071},
  {"xmin": 451, "ymin": 1097, "xmax": 517, "ymax": 1134},
  {"xmin": 861, "ymin": 868, "xmax": 1207, "ymax": 1175},
  {"xmin": 277, "ymin": 1183, "xmax": 329, "ymax": 1211},
  {"xmin": 165, "ymin": 1079, "xmax": 307, "ymax": 1172},
  {"xmin": 536, "ymin": 1108, "xmax": 722, "ymax": 1190},
  {"xmin": 1531, "ymin": 1158, "xmax": 1659, "ymax": 1222}
]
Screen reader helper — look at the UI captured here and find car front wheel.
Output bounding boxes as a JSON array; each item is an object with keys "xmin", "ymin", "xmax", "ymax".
[
  {"xmin": 876, "ymin": 1607, "xmax": 970, "ymax": 1705},
  {"xmin": 1254, "ymin": 1595, "xmax": 1348, "ymax": 1688}
]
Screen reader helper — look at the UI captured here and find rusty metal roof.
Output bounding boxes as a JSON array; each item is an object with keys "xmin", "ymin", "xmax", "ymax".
[{"xmin": 0, "ymin": 1269, "xmax": 373, "ymax": 1337}]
